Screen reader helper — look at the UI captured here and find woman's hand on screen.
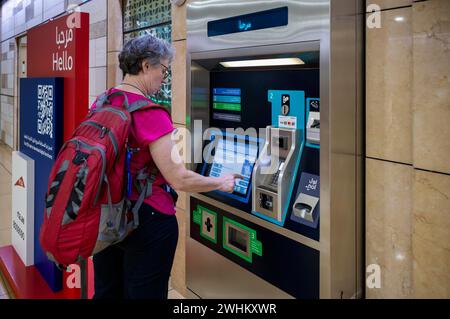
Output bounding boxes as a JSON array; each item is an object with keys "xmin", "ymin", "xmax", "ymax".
[{"xmin": 216, "ymin": 174, "xmax": 243, "ymax": 193}]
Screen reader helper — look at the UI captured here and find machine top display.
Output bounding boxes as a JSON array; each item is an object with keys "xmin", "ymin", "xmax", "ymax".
[{"xmin": 207, "ymin": 6, "xmax": 288, "ymax": 37}]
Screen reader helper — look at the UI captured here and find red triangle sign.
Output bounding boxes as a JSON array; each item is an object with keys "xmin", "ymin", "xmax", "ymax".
[{"xmin": 15, "ymin": 177, "xmax": 25, "ymax": 188}]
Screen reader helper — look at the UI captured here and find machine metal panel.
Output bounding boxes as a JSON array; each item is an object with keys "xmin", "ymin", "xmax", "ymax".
[
  {"xmin": 187, "ymin": 0, "xmax": 329, "ymax": 53},
  {"xmin": 327, "ymin": 0, "xmax": 364, "ymax": 299},
  {"xmin": 186, "ymin": 0, "xmax": 364, "ymax": 299},
  {"xmin": 187, "ymin": 237, "xmax": 293, "ymax": 299}
]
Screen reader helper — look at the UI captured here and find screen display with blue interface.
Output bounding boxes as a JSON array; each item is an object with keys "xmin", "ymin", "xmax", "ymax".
[{"xmin": 208, "ymin": 138, "xmax": 258, "ymax": 196}]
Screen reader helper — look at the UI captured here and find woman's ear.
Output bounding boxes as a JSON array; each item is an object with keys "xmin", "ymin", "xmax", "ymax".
[{"xmin": 142, "ymin": 60, "xmax": 150, "ymax": 73}]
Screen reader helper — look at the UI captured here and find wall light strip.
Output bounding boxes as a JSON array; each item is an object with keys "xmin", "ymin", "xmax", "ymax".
[{"xmin": 220, "ymin": 58, "xmax": 305, "ymax": 68}]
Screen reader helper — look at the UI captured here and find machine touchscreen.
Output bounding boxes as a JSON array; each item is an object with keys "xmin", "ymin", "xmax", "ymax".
[{"xmin": 204, "ymin": 134, "xmax": 259, "ymax": 201}]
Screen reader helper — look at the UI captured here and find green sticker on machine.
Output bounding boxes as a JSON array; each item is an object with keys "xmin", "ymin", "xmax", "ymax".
[
  {"xmin": 250, "ymin": 234, "xmax": 263, "ymax": 256},
  {"xmin": 193, "ymin": 205, "xmax": 218, "ymax": 244},
  {"xmin": 213, "ymin": 102, "xmax": 241, "ymax": 111},
  {"xmin": 222, "ymin": 217, "xmax": 263, "ymax": 263},
  {"xmin": 193, "ymin": 206, "xmax": 202, "ymax": 225}
]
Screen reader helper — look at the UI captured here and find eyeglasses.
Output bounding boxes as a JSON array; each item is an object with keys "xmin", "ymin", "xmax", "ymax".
[{"xmin": 160, "ymin": 63, "xmax": 170, "ymax": 80}]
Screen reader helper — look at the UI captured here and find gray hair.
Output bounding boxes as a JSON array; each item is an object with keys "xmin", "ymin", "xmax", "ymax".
[{"xmin": 119, "ymin": 35, "xmax": 174, "ymax": 76}]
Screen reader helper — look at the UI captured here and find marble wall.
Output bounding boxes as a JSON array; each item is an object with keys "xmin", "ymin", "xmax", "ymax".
[
  {"xmin": 107, "ymin": 0, "xmax": 122, "ymax": 89},
  {"xmin": 412, "ymin": 170, "xmax": 450, "ymax": 298},
  {"xmin": 366, "ymin": 159, "xmax": 413, "ymax": 298},
  {"xmin": 366, "ymin": 7, "xmax": 413, "ymax": 164},
  {"xmin": 0, "ymin": 94, "xmax": 14, "ymax": 146},
  {"xmin": 411, "ymin": 2, "xmax": 450, "ymax": 298},
  {"xmin": 0, "ymin": 38, "xmax": 15, "ymax": 148},
  {"xmin": 83, "ymin": 0, "xmax": 107, "ymax": 108},
  {"xmin": 169, "ymin": 1, "xmax": 189, "ymax": 297},
  {"xmin": 366, "ymin": 0, "xmax": 450, "ymax": 299},
  {"xmin": 366, "ymin": 0, "xmax": 413, "ymax": 10},
  {"xmin": 412, "ymin": 0, "xmax": 450, "ymax": 175}
]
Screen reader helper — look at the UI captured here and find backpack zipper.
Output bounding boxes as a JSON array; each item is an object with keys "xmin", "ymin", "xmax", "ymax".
[
  {"xmin": 89, "ymin": 107, "xmax": 128, "ymax": 120},
  {"xmin": 66, "ymin": 139, "xmax": 107, "ymax": 206},
  {"xmin": 77, "ymin": 121, "xmax": 118, "ymax": 160}
]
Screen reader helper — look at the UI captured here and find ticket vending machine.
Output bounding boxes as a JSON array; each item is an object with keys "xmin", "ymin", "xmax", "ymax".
[{"xmin": 186, "ymin": 0, "xmax": 364, "ymax": 299}]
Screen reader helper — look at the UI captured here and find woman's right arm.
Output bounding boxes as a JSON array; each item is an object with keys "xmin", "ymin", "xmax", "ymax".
[{"xmin": 149, "ymin": 132, "xmax": 238, "ymax": 193}]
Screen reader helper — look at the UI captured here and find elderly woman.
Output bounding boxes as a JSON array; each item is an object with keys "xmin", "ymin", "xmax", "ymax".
[{"xmin": 93, "ymin": 35, "xmax": 238, "ymax": 299}]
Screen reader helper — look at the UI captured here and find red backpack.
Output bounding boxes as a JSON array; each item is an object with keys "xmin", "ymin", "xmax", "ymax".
[{"xmin": 39, "ymin": 89, "xmax": 169, "ymax": 266}]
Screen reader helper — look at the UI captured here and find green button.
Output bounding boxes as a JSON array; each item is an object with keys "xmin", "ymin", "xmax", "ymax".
[{"xmin": 213, "ymin": 102, "xmax": 241, "ymax": 111}]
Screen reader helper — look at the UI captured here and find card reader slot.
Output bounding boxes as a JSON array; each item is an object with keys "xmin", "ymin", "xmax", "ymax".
[{"xmin": 258, "ymin": 185, "xmax": 277, "ymax": 193}]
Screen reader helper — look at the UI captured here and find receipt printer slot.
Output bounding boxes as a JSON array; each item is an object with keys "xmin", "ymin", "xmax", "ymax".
[{"xmin": 292, "ymin": 193, "xmax": 319, "ymax": 224}]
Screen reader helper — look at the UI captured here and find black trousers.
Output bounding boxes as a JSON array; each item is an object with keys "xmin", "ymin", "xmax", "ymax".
[{"xmin": 93, "ymin": 202, "xmax": 178, "ymax": 299}]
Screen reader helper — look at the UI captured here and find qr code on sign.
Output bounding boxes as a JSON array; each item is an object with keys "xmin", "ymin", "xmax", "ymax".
[{"xmin": 37, "ymin": 85, "xmax": 54, "ymax": 138}]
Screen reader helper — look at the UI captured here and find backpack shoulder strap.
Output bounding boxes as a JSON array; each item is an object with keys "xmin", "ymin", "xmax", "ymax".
[
  {"xmin": 95, "ymin": 91, "xmax": 109, "ymax": 108},
  {"xmin": 95, "ymin": 89, "xmax": 130, "ymax": 109},
  {"xmin": 127, "ymin": 99, "xmax": 150, "ymax": 113},
  {"xmin": 127, "ymin": 98, "xmax": 171, "ymax": 116}
]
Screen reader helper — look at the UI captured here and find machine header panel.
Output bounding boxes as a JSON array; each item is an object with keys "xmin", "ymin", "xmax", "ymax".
[{"xmin": 187, "ymin": 0, "xmax": 329, "ymax": 53}]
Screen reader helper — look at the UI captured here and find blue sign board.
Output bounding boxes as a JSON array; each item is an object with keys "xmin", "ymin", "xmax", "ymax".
[
  {"xmin": 268, "ymin": 89, "xmax": 305, "ymax": 129},
  {"xmin": 213, "ymin": 88, "xmax": 241, "ymax": 96},
  {"xmin": 19, "ymin": 77, "xmax": 64, "ymax": 292}
]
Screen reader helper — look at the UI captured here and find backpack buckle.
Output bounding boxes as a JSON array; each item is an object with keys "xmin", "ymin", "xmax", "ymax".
[
  {"xmin": 100, "ymin": 126, "xmax": 109, "ymax": 138},
  {"xmin": 73, "ymin": 151, "xmax": 89, "ymax": 165}
]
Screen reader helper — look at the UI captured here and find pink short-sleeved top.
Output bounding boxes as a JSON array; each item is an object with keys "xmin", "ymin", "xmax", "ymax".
[{"xmin": 91, "ymin": 88, "xmax": 176, "ymax": 215}]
